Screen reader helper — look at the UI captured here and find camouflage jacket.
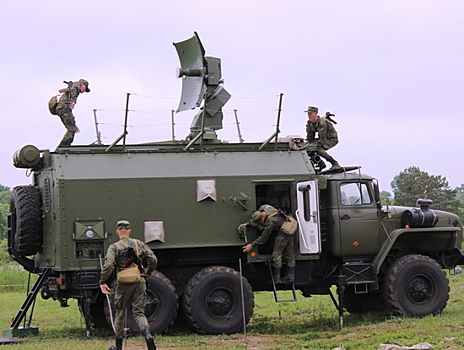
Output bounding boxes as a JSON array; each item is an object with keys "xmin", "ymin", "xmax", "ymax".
[
  {"xmin": 306, "ymin": 116, "xmax": 338, "ymax": 149},
  {"xmin": 99, "ymin": 237, "xmax": 158, "ymax": 284},
  {"xmin": 58, "ymin": 81, "xmax": 82, "ymax": 105},
  {"xmin": 251, "ymin": 205, "xmax": 286, "ymax": 247}
]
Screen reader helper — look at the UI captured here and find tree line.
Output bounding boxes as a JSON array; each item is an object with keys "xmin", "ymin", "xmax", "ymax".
[
  {"xmin": 381, "ymin": 166, "xmax": 463, "ymax": 220},
  {"xmin": 0, "ymin": 185, "xmax": 10, "ymax": 241}
]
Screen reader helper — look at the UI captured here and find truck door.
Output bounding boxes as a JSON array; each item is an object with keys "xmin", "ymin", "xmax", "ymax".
[
  {"xmin": 337, "ymin": 181, "xmax": 381, "ymax": 256},
  {"xmin": 296, "ymin": 180, "xmax": 321, "ymax": 254}
]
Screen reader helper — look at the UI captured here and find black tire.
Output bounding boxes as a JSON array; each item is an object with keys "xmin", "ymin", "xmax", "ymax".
[
  {"xmin": 9, "ymin": 186, "xmax": 43, "ymax": 256},
  {"xmin": 182, "ymin": 266, "xmax": 254, "ymax": 335},
  {"xmin": 344, "ymin": 288, "xmax": 386, "ymax": 314},
  {"xmin": 89, "ymin": 293, "xmax": 112, "ymax": 329},
  {"xmin": 383, "ymin": 254, "xmax": 449, "ymax": 317},
  {"xmin": 144, "ymin": 271, "xmax": 178, "ymax": 334},
  {"xmin": 104, "ymin": 271, "xmax": 178, "ymax": 335}
]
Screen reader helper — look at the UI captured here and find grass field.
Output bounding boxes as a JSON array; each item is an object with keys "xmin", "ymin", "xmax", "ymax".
[{"xmin": 1, "ymin": 268, "xmax": 464, "ymax": 349}]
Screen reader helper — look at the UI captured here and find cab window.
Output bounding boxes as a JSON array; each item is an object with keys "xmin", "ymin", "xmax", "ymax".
[{"xmin": 340, "ymin": 182, "xmax": 372, "ymax": 206}]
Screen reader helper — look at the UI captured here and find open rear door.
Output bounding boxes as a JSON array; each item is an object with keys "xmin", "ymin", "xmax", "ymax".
[{"xmin": 296, "ymin": 180, "xmax": 321, "ymax": 254}]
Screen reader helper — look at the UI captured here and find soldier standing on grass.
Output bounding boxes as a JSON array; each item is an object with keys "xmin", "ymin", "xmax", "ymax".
[{"xmin": 100, "ymin": 220, "xmax": 158, "ymax": 350}]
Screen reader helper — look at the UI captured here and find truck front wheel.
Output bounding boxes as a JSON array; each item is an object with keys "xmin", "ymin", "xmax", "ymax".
[
  {"xmin": 383, "ymin": 254, "xmax": 449, "ymax": 317},
  {"xmin": 183, "ymin": 266, "xmax": 254, "ymax": 334}
]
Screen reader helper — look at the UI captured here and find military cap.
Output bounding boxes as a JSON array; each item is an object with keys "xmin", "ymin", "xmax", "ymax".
[
  {"xmin": 250, "ymin": 211, "xmax": 264, "ymax": 226},
  {"xmin": 305, "ymin": 106, "xmax": 318, "ymax": 113},
  {"xmin": 116, "ymin": 220, "xmax": 131, "ymax": 230},
  {"xmin": 78, "ymin": 79, "xmax": 91, "ymax": 92}
]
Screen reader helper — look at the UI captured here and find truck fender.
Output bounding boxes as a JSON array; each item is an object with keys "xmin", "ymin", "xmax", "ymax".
[{"xmin": 372, "ymin": 227, "xmax": 461, "ymax": 274}]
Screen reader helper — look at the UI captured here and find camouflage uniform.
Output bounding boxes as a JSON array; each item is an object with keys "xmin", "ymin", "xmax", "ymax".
[
  {"xmin": 56, "ymin": 79, "xmax": 89, "ymax": 146},
  {"xmin": 100, "ymin": 236, "xmax": 158, "ymax": 339},
  {"xmin": 249, "ymin": 205, "xmax": 295, "ymax": 269},
  {"xmin": 306, "ymin": 110, "xmax": 339, "ymax": 167}
]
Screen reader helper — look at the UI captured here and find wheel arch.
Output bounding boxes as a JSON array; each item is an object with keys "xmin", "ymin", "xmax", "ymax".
[{"xmin": 372, "ymin": 227, "xmax": 461, "ymax": 274}]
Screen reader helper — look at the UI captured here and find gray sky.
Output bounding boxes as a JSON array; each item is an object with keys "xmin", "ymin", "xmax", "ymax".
[{"xmin": 1, "ymin": 1, "xmax": 463, "ymax": 192}]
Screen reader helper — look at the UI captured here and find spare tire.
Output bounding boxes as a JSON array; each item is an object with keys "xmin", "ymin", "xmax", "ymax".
[{"xmin": 10, "ymin": 186, "xmax": 43, "ymax": 256}]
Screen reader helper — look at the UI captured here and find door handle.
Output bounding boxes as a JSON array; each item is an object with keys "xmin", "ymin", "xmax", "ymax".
[{"xmin": 341, "ymin": 214, "xmax": 350, "ymax": 221}]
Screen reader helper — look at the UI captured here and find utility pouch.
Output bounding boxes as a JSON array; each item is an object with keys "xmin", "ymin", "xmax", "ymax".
[
  {"xmin": 117, "ymin": 263, "xmax": 141, "ymax": 284},
  {"xmin": 281, "ymin": 217, "xmax": 298, "ymax": 235},
  {"xmin": 116, "ymin": 239, "xmax": 141, "ymax": 284}
]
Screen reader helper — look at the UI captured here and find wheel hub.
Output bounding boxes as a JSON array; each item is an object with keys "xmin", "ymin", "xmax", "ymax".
[
  {"xmin": 408, "ymin": 276, "xmax": 432, "ymax": 302},
  {"xmin": 206, "ymin": 289, "xmax": 233, "ymax": 316}
]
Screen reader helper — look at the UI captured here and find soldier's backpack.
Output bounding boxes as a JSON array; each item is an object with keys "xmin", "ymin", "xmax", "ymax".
[{"xmin": 48, "ymin": 95, "xmax": 59, "ymax": 115}]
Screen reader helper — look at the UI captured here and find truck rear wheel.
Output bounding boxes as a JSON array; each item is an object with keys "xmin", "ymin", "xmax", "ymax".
[
  {"xmin": 9, "ymin": 186, "xmax": 43, "ymax": 256},
  {"xmin": 182, "ymin": 266, "xmax": 254, "ymax": 334},
  {"xmin": 104, "ymin": 271, "xmax": 178, "ymax": 335},
  {"xmin": 383, "ymin": 254, "xmax": 449, "ymax": 317},
  {"xmin": 144, "ymin": 271, "xmax": 178, "ymax": 334}
]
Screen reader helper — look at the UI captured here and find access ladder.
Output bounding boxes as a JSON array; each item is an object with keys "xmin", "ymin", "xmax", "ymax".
[{"xmin": 9, "ymin": 268, "xmax": 52, "ymax": 329}]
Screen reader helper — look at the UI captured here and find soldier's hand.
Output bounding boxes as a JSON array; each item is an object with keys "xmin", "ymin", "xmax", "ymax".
[
  {"xmin": 100, "ymin": 284, "xmax": 111, "ymax": 294},
  {"xmin": 75, "ymin": 124, "xmax": 80, "ymax": 133},
  {"xmin": 238, "ymin": 223, "xmax": 247, "ymax": 230},
  {"xmin": 242, "ymin": 244, "xmax": 253, "ymax": 253},
  {"xmin": 69, "ymin": 102, "xmax": 76, "ymax": 110}
]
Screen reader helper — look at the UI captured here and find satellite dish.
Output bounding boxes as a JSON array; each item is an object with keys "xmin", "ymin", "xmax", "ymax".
[
  {"xmin": 174, "ymin": 32, "xmax": 231, "ymax": 140},
  {"xmin": 173, "ymin": 32, "xmax": 207, "ymax": 112}
]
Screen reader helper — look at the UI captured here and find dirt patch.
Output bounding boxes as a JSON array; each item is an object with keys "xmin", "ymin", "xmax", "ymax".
[{"xmin": 122, "ymin": 334, "xmax": 300, "ymax": 349}]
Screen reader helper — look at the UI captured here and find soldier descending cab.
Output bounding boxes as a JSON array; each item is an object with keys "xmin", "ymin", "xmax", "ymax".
[{"xmin": 240, "ymin": 205, "xmax": 297, "ymax": 284}]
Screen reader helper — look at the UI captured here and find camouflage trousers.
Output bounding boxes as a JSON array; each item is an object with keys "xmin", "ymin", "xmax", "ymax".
[
  {"xmin": 272, "ymin": 232, "xmax": 295, "ymax": 268},
  {"xmin": 113, "ymin": 280, "xmax": 149, "ymax": 339},
  {"xmin": 309, "ymin": 139, "xmax": 338, "ymax": 164},
  {"xmin": 56, "ymin": 103, "xmax": 76, "ymax": 146}
]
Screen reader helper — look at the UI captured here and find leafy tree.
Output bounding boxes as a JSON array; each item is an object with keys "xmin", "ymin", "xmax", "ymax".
[
  {"xmin": 391, "ymin": 166, "xmax": 460, "ymax": 215},
  {"xmin": 456, "ymin": 184, "xmax": 464, "ymax": 195},
  {"xmin": 0, "ymin": 185, "xmax": 11, "ymax": 205},
  {"xmin": 380, "ymin": 190, "xmax": 394, "ymax": 206},
  {"xmin": 456, "ymin": 184, "xmax": 464, "ymax": 221},
  {"xmin": 0, "ymin": 185, "xmax": 12, "ymax": 240},
  {"xmin": 0, "ymin": 204, "xmax": 8, "ymax": 240}
]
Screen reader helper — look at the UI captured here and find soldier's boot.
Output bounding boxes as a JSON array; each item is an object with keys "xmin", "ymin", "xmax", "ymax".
[
  {"xmin": 317, "ymin": 149, "xmax": 340, "ymax": 170},
  {"xmin": 273, "ymin": 267, "xmax": 282, "ymax": 284},
  {"xmin": 282, "ymin": 266, "xmax": 295, "ymax": 284},
  {"xmin": 142, "ymin": 327, "xmax": 156, "ymax": 350},
  {"xmin": 108, "ymin": 338, "xmax": 123, "ymax": 350}
]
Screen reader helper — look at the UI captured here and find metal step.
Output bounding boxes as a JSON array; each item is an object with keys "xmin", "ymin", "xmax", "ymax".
[{"xmin": 267, "ymin": 260, "xmax": 297, "ymax": 303}]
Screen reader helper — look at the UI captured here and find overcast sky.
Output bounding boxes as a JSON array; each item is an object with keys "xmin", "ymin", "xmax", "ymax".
[{"xmin": 1, "ymin": 1, "xmax": 463, "ymax": 193}]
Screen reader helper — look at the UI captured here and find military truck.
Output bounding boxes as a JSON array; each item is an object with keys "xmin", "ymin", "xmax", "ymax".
[{"xmin": 7, "ymin": 33, "xmax": 464, "ymax": 336}]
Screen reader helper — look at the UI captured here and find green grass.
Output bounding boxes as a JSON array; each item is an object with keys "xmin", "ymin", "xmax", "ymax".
[
  {"xmin": 0, "ymin": 267, "xmax": 30, "ymax": 292},
  {"xmin": 1, "ymin": 272, "xmax": 464, "ymax": 349}
]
